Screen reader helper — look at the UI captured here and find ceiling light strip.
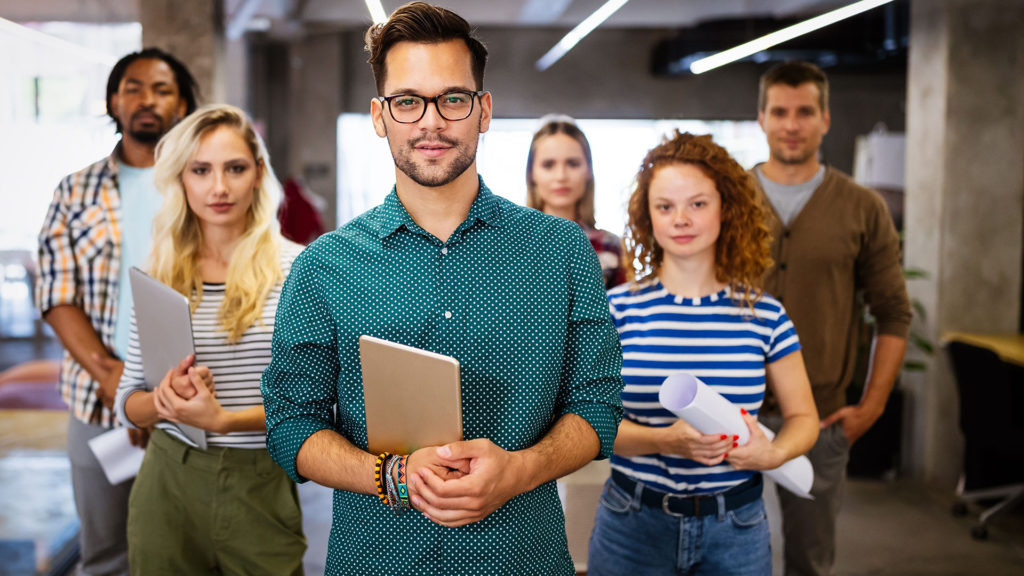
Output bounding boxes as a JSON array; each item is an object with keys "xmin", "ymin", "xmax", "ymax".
[
  {"xmin": 690, "ymin": 0, "xmax": 894, "ymax": 75},
  {"xmin": 535, "ymin": 0, "xmax": 630, "ymax": 71},
  {"xmin": 226, "ymin": 0, "xmax": 264, "ymax": 40},
  {"xmin": 365, "ymin": 0, "xmax": 388, "ymax": 25}
]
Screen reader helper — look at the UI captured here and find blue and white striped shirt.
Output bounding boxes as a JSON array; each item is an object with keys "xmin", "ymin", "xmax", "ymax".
[{"xmin": 608, "ymin": 279, "xmax": 800, "ymax": 494}]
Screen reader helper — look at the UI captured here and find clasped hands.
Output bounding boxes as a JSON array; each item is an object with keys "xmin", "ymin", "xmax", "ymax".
[
  {"xmin": 662, "ymin": 409, "xmax": 785, "ymax": 471},
  {"xmin": 152, "ymin": 354, "xmax": 223, "ymax": 432},
  {"xmin": 403, "ymin": 438, "xmax": 527, "ymax": 528}
]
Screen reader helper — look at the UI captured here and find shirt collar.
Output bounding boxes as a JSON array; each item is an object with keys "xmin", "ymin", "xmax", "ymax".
[
  {"xmin": 106, "ymin": 144, "xmax": 123, "ymax": 178},
  {"xmin": 374, "ymin": 175, "xmax": 503, "ymax": 239}
]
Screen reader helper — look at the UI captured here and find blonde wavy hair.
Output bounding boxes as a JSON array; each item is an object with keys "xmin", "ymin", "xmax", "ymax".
[
  {"xmin": 149, "ymin": 104, "xmax": 282, "ymax": 343},
  {"xmin": 626, "ymin": 131, "xmax": 772, "ymax": 310}
]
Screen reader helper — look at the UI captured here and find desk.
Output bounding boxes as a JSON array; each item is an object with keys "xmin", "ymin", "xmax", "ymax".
[
  {"xmin": 0, "ymin": 410, "xmax": 77, "ymax": 574},
  {"xmin": 942, "ymin": 332, "xmax": 1024, "ymax": 367}
]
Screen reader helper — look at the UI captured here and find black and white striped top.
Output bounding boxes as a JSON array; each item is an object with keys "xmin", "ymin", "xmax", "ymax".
[{"xmin": 115, "ymin": 240, "xmax": 303, "ymax": 449}]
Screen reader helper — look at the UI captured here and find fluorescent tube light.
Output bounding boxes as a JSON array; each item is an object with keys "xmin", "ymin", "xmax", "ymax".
[
  {"xmin": 365, "ymin": 0, "xmax": 388, "ymax": 25},
  {"xmin": 690, "ymin": 0, "xmax": 895, "ymax": 75},
  {"xmin": 536, "ymin": 0, "xmax": 630, "ymax": 71}
]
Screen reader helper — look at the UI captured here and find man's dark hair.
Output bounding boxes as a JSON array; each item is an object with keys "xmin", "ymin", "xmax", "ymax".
[
  {"xmin": 364, "ymin": 2, "xmax": 488, "ymax": 95},
  {"xmin": 758, "ymin": 61, "xmax": 829, "ymax": 113},
  {"xmin": 106, "ymin": 47, "xmax": 200, "ymax": 133}
]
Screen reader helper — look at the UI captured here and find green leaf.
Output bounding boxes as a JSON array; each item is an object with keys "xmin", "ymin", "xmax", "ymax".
[
  {"xmin": 903, "ymin": 360, "xmax": 928, "ymax": 371},
  {"xmin": 903, "ymin": 267, "xmax": 929, "ymax": 280},
  {"xmin": 912, "ymin": 300, "xmax": 927, "ymax": 321},
  {"xmin": 909, "ymin": 331, "xmax": 935, "ymax": 355}
]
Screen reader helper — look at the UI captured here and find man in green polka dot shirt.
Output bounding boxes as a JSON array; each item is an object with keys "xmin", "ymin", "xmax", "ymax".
[{"xmin": 261, "ymin": 3, "xmax": 624, "ymax": 574}]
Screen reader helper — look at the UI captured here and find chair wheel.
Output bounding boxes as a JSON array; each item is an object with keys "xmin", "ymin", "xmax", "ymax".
[
  {"xmin": 970, "ymin": 525, "xmax": 988, "ymax": 540},
  {"xmin": 952, "ymin": 502, "xmax": 968, "ymax": 516}
]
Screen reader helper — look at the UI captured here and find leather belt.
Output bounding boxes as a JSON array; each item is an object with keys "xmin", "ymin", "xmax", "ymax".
[{"xmin": 611, "ymin": 469, "xmax": 762, "ymax": 517}]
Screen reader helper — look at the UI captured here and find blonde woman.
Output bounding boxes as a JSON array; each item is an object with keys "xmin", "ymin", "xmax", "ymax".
[{"xmin": 115, "ymin": 104, "xmax": 305, "ymax": 575}]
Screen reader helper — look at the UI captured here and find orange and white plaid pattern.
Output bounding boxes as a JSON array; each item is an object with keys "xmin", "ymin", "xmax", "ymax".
[{"xmin": 36, "ymin": 151, "xmax": 123, "ymax": 426}]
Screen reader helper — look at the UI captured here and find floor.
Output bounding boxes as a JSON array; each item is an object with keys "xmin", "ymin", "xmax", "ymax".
[{"xmin": 2, "ymin": 280, "xmax": 1023, "ymax": 575}]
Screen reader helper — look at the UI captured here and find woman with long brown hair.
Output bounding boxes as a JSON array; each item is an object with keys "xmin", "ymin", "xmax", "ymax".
[{"xmin": 526, "ymin": 117, "xmax": 627, "ymax": 289}]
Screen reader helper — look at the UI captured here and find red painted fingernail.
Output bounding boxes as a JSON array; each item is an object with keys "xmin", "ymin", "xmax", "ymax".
[
  {"xmin": 724, "ymin": 453, "xmax": 729, "ymax": 458},
  {"xmin": 740, "ymin": 408, "xmax": 747, "ymax": 415},
  {"xmin": 720, "ymin": 434, "xmax": 728, "ymax": 440},
  {"xmin": 733, "ymin": 435, "xmax": 739, "ymax": 440},
  {"xmin": 733, "ymin": 442, "xmax": 738, "ymax": 448}
]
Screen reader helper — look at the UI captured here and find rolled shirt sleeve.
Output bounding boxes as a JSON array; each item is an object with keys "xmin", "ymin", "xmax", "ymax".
[
  {"xmin": 262, "ymin": 249, "xmax": 340, "ymax": 483},
  {"xmin": 556, "ymin": 223, "xmax": 623, "ymax": 459}
]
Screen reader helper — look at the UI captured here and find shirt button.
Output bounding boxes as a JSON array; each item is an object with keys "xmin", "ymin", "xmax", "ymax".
[
  {"xmin": 441, "ymin": 247, "xmax": 448, "ymax": 255},
  {"xmin": 444, "ymin": 311, "xmax": 452, "ymax": 319}
]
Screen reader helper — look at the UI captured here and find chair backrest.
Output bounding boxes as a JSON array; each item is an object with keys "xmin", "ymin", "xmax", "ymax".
[{"xmin": 946, "ymin": 341, "xmax": 1024, "ymax": 489}]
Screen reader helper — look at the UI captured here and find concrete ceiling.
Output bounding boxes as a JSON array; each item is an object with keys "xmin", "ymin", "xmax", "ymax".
[{"xmin": 3, "ymin": 0, "xmax": 856, "ymax": 31}]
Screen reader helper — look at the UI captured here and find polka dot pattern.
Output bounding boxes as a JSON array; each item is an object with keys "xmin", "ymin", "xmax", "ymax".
[{"xmin": 261, "ymin": 178, "xmax": 624, "ymax": 575}]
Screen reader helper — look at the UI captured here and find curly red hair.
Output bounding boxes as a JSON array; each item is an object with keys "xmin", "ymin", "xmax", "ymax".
[{"xmin": 626, "ymin": 131, "xmax": 772, "ymax": 308}]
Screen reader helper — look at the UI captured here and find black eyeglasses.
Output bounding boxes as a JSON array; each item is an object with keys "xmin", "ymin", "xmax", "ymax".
[{"xmin": 378, "ymin": 90, "xmax": 486, "ymax": 124}]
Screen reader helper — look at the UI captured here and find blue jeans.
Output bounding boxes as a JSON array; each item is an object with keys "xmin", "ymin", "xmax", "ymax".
[{"xmin": 587, "ymin": 476, "xmax": 771, "ymax": 576}]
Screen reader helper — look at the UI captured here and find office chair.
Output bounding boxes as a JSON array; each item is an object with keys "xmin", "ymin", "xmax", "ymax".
[{"xmin": 946, "ymin": 341, "xmax": 1024, "ymax": 540}]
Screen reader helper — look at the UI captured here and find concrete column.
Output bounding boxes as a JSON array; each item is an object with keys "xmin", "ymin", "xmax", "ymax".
[
  {"xmin": 287, "ymin": 33, "xmax": 343, "ymax": 231},
  {"xmin": 904, "ymin": 0, "xmax": 1024, "ymax": 486},
  {"xmin": 138, "ymin": 0, "xmax": 225, "ymax": 104}
]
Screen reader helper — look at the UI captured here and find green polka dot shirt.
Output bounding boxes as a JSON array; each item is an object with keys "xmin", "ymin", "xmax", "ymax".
[{"xmin": 261, "ymin": 178, "xmax": 624, "ymax": 575}]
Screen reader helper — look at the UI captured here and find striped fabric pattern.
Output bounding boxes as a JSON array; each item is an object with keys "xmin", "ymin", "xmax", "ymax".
[
  {"xmin": 36, "ymin": 152, "xmax": 123, "ymax": 426},
  {"xmin": 608, "ymin": 279, "xmax": 800, "ymax": 494},
  {"xmin": 117, "ymin": 240, "xmax": 303, "ymax": 449}
]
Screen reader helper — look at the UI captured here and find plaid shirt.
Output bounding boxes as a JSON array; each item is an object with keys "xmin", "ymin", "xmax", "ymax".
[{"xmin": 36, "ymin": 150, "xmax": 123, "ymax": 427}]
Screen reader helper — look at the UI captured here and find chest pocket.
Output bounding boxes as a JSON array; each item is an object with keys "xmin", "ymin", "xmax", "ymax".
[{"xmin": 68, "ymin": 204, "xmax": 115, "ymax": 262}]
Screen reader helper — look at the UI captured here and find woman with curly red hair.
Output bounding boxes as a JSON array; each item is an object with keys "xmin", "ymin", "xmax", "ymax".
[{"xmin": 588, "ymin": 132, "xmax": 818, "ymax": 575}]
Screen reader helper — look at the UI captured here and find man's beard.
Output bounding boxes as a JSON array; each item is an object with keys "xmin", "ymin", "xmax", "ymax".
[
  {"xmin": 126, "ymin": 111, "xmax": 170, "ymax": 144},
  {"xmin": 772, "ymin": 145, "xmax": 815, "ymax": 166},
  {"xmin": 128, "ymin": 128, "xmax": 164, "ymax": 144},
  {"xmin": 388, "ymin": 121, "xmax": 480, "ymax": 188}
]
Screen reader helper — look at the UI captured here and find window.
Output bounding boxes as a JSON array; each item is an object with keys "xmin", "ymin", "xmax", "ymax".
[{"xmin": 337, "ymin": 115, "xmax": 768, "ymax": 238}]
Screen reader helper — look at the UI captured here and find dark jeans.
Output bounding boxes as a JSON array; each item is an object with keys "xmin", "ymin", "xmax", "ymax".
[{"xmin": 587, "ymin": 476, "xmax": 771, "ymax": 576}]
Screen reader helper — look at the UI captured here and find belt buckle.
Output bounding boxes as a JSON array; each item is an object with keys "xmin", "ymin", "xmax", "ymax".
[{"xmin": 661, "ymin": 493, "xmax": 698, "ymax": 517}]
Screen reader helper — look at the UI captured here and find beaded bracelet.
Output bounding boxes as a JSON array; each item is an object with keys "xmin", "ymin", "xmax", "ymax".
[
  {"xmin": 385, "ymin": 454, "xmax": 400, "ymax": 509},
  {"xmin": 374, "ymin": 452, "xmax": 390, "ymax": 505}
]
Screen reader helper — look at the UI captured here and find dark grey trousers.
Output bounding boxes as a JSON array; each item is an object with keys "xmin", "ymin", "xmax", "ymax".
[{"xmin": 763, "ymin": 415, "xmax": 849, "ymax": 576}]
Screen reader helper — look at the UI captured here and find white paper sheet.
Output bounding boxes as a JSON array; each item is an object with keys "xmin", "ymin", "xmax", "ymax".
[
  {"xmin": 658, "ymin": 372, "xmax": 814, "ymax": 499},
  {"xmin": 87, "ymin": 427, "xmax": 145, "ymax": 485}
]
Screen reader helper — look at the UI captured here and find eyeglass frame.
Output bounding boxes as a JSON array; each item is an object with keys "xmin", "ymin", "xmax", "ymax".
[{"xmin": 376, "ymin": 90, "xmax": 488, "ymax": 124}]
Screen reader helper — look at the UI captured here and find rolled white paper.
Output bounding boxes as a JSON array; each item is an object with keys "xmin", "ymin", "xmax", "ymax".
[
  {"xmin": 87, "ymin": 427, "xmax": 145, "ymax": 485},
  {"xmin": 658, "ymin": 372, "xmax": 814, "ymax": 499}
]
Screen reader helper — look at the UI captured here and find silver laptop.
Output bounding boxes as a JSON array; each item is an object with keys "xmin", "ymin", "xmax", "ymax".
[{"xmin": 128, "ymin": 267, "xmax": 207, "ymax": 449}]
